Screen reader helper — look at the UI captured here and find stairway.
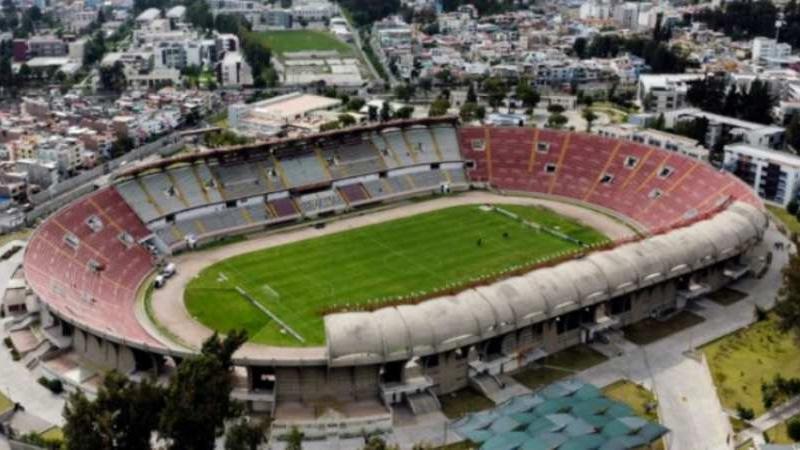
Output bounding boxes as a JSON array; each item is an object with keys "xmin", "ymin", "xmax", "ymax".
[
  {"xmin": 470, "ymin": 373, "xmax": 504, "ymax": 397},
  {"xmin": 407, "ymin": 391, "xmax": 441, "ymax": 415}
]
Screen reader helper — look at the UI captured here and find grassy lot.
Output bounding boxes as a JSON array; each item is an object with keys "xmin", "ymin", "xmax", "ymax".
[
  {"xmin": 250, "ymin": 30, "xmax": 353, "ymax": 57},
  {"xmin": 622, "ymin": 311, "xmax": 705, "ymax": 346},
  {"xmin": 765, "ymin": 414, "xmax": 800, "ymax": 444},
  {"xmin": 768, "ymin": 204, "xmax": 800, "ymax": 235},
  {"xmin": 707, "ymin": 288, "xmax": 749, "ymax": 306},
  {"xmin": 186, "ymin": 204, "xmax": 607, "ymax": 346},
  {"xmin": 513, "ymin": 345, "xmax": 608, "ymax": 390},
  {"xmin": 704, "ymin": 317, "xmax": 800, "ymax": 415},
  {"xmin": 602, "ymin": 380, "xmax": 665, "ymax": 450},
  {"xmin": 39, "ymin": 427, "xmax": 64, "ymax": 442},
  {"xmin": 602, "ymin": 380, "xmax": 658, "ymax": 422},
  {"xmin": 434, "ymin": 442, "xmax": 476, "ymax": 450},
  {"xmin": 0, "ymin": 390, "xmax": 12, "ymax": 413},
  {"xmin": 0, "ymin": 229, "xmax": 32, "ymax": 247},
  {"xmin": 439, "ymin": 387, "xmax": 495, "ymax": 420}
]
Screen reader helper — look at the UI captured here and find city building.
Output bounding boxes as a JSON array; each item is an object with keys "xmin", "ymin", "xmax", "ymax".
[
  {"xmin": 722, "ymin": 143, "xmax": 800, "ymax": 206},
  {"xmin": 596, "ymin": 124, "xmax": 710, "ymax": 161},
  {"xmin": 752, "ymin": 37, "xmax": 792, "ymax": 67},
  {"xmin": 665, "ymin": 108, "xmax": 786, "ymax": 150},
  {"xmin": 637, "ymin": 74, "xmax": 705, "ymax": 113}
]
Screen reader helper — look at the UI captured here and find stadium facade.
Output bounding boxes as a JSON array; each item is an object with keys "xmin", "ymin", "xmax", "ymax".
[{"xmin": 21, "ymin": 118, "xmax": 768, "ymax": 434}]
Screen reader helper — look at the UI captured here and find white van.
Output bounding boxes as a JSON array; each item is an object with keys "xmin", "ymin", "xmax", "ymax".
[{"xmin": 162, "ymin": 263, "xmax": 176, "ymax": 278}]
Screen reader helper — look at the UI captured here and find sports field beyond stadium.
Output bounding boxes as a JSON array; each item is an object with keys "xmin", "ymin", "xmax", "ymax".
[
  {"xmin": 250, "ymin": 30, "xmax": 354, "ymax": 57},
  {"xmin": 184, "ymin": 203, "xmax": 608, "ymax": 347}
]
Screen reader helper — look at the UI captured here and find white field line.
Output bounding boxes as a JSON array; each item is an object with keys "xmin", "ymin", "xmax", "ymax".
[{"xmin": 234, "ymin": 285, "xmax": 305, "ymax": 343}]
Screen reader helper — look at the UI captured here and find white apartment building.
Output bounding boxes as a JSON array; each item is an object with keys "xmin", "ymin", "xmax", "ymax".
[
  {"xmin": 665, "ymin": 108, "xmax": 786, "ymax": 150},
  {"xmin": 752, "ymin": 37, "xmax": 792, "ymax": 66},
  {"xmin": 218, "ymin": 51, "xmax": 253, "ymax": 87},
  {"xmin": 637, "ymin": 74, "xmax": 705, "ymax": 113},
  {"xmin": 579, "ymin": 0, "xmax": 612, "ymax": 20},
  {"xmin": 722, "ymin": 143, "xmax": 800, "ymax": 206},
  {"xmin": 291, "ymin": 0, "xmax": 337, "ymax": 21},
  {"xmin": 596, "ymin": 124, "xmax": 710, "ymax": 161}
]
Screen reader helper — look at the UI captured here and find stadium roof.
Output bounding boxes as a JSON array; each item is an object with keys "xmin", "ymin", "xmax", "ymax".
[{"xmin": 325, "ymin": 202, "xmax": 767, "ymax": 365}]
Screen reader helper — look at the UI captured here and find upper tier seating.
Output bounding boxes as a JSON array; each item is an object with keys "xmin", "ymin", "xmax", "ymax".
[{"xmin": 458, "ymin": 127, "xmax": 760, "ymax": 233}]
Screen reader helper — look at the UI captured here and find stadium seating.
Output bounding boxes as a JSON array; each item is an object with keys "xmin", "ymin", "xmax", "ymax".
[
  {"xmin": 431, "ymin": 125, "xmax": 462, "ymax": 161},
  {"xmin": 276, "ymin": 152, "xmax": 330, "ymax": 188},
  {"xmin": 298, "ymin": 190, "xmax": 346, "ymax": 215},
  {"xmin": 458, "ymin": 127, "xmax": 760, "ymax": 233},
  {"xmin": 404, "ymin": 126, "xmax": 442, "ymax": 164},
  {"xmin": 23, "ymin": 187, "xmax": 160, "ymax": 347}
]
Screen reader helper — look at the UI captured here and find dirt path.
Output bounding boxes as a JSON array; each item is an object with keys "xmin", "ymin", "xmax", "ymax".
[{"xmin": 147, "ymin": 191, "xmax": 637, "ymax": 357}]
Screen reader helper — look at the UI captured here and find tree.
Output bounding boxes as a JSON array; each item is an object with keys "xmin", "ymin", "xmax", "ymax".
[
  {"xmin": 788, "ymin": 199, "xmax": 800, "ymax": 216},
  {"xmin": 380, "ymin": 101, "xmax": 391, "ymax": 122},
  {"xmin": 286, "ymin": 427, "xmax": 304, "ymax": 450},
  {"xmin": 428, "ymin": 97, "xmax": 450, "ymax": 117},
  {"xmin": 225, "ymin": 418, "xmax": 269, "ymax": 450},
  {"xmin": 776, "ymin": 244, "xmax": 800, "ymax": 338},
  {"xmin": 547, "ymin": 104, "xmax": 565, "ymax": 114},
  {"xmin": 347, "ymin": 97, "xmax": 366, "ymax": 111},
  {"xmin": 650, "ymin": 113, "xmax": 666, "ymax": 131},
  {"xmin": 368, "ymin": 105, "xmax": 378, "ymax": 122},
  {"xmin": 483, "ymin": 77, "xmax": 506, "ymax": 110},
  {"xmin": 466, "ymin": 84, "xmax": 477, "ymax": 104},
  {"xmin": 741, "ymin": 79, "xmax": 775, "ymax": 125},
  {"xmin": 547, "ymin": 113, "xmax": 568, "ymax": 129},
  {"xmin": 573, "ymin": 37, "xmax": 588, "ymax": 59},
  {"xmin": 0, "ymin": 53, "xmax": 16, "ymax": 94},
  {"xmin": 338, "ymin": 113, "xmax": 356, "ymax": 127},
  {"xmin": 460, "ymin": 102, "xmax": 484, "ymax": 122},
  {"xmin": 787, "ymin": 114, "xmax": 800, "ymax": 151},
  {"xmin": 17, "ymin": 64, "xmax": 31, "ymax": 82},
  {"xmin": 159, "ymin": 332, "xmax": 247, "ymax": 450},
  {"xmin": 110, "ymin": 134, "xmax": 135, "ymax": 158},
  {"xmin": 393, "ymin": 83, "xmax": 414, "ymax": 102},
  {"xmin": 515, "ymin": 79, "xmax": 540, "ymax": 112},
  {"xmin": 583, "ymin": 108, "xmax": 598, "ymax": 132},
  {"xmin": 721, "ymin": 87, "xmax": 742, "ymax": 117},
  {"xmin": 98, "ymin": 61, "xmax": 126, "ymax": 93},
  {"xmin": 63, "ymin": 372, "xmax": 165, "ymax": 450},
  {"xmin": 788, "ymin": 420, "xmax": 800, "ymax": 442},
  {"xmin": 395, "ymin": 106, "xmax": 414, "ymax": 119},
  {"xmin": 363, "ymin": 436, "xmax": 399, "ymax": 450}
]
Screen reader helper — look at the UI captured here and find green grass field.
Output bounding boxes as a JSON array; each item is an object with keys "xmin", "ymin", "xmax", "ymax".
[
  {"xmin": 765, "ymin": 414, "xmax": 800, "ymax": 444},
  {"xmin": 704, "ymin": 316, "xmax": 800, "ymax": 415},
  {"xmin": 0, "ymin": 390, "xmax": 12, "ymax": 414},
  {"xmin": 251, "ymin": 30, "xmax": 354, "ymax": 57},
  {"xmin": 185, "ymin": 204, "xmax": 608, "ymax": 346}
]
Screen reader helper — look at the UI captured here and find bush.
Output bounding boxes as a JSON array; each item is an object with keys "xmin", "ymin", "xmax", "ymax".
[
  {"xmin": 788, "ymin": 420, "xmax": 800, "ymax": 442},
  {"xmin": 736, "ymin": 403, "xmax": 755, "ymax": 421},
  {"xmin": 755, "ymin": 305, "xmax": 768, "ymax": 322},
  {"xmin": 3, "ymin": 337, "xmax": 11, "ymax": 348},
  {"xmin": 38, "ymin": 377, "xmax": 64, "ymax": 394},
  {"xmin": 10, "ymin": 350, "xmax": 19, "ymax": 361},
  {"xmin": 789, "ymin": 199, "xmax": 800, "ymax": 216}
]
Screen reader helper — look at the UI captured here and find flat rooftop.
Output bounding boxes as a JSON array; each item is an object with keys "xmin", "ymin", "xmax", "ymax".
[{"xmin": 250, "ymin": 93, "xmax": 341, "ymax": 120}]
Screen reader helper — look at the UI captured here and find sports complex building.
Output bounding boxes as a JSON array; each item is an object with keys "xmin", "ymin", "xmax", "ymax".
[{"xmin": 19, "ymin": 117, "xmax": 768, "ymax": 437}]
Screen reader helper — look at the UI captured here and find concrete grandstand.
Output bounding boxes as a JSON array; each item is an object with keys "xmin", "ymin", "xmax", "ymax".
[{"xmin": 20, "ymin": 118, "xmax": 768, "ymax": 437}]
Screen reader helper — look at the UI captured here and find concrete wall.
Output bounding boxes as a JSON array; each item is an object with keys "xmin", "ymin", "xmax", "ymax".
[{"xmin": 72, "ymin": 329, "xmax": 137, "ymax": 373}]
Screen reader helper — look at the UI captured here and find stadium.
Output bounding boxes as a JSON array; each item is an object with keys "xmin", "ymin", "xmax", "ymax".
[{"xmin": 21, "ymin": 117, "xmax": 768, "ymax": 436}]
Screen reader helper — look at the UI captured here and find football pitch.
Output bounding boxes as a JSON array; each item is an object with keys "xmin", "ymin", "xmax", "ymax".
[
  {"xmin": 184, "ymin": 204, "xmax": 608, "ymax": 347},
  {"xmin": 250, "ymin": 30, "xmax": 354, "ymax": 57}
]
